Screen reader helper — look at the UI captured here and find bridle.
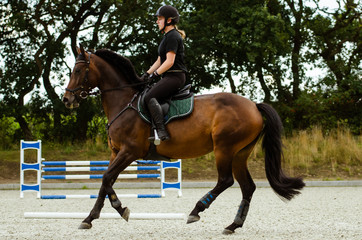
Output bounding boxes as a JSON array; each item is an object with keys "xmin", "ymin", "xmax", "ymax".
[
  {"xmin": 65, "ymin": 50, "xmax": 151, "ymax": 151},
  {"xmin": 65, "ymin": 52, "xmax": 150, "ymax": 99},
  {"xmin": 65, "ymin": 52, "xmax": 94, "ymax": 99}
]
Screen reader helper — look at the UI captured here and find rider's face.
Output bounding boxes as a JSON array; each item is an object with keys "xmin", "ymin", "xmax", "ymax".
[{"xmin": 156, "ymin": 16, "xmax": 165, "ymax": 31}]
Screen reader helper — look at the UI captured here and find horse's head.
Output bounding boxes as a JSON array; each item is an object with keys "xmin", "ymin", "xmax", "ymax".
[{"xmin": 63, "ymin": 45, "xmax": 98, "ymax": 109}]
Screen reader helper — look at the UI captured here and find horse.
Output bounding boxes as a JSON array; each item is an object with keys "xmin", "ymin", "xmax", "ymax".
[{"xmin": 63, "ymin": 45, "xmax": 305, "ymax": 234}]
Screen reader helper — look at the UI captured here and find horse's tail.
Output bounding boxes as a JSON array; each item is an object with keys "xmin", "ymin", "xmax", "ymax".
[{"xmin": 256, "ymin": 103, "xmax": 305, "ymax": 201}]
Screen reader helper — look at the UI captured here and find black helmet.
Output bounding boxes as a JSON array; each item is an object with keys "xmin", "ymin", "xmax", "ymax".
[{"xmin": 155, "ymin": 5, "xmax": 180, "ymax": 25}]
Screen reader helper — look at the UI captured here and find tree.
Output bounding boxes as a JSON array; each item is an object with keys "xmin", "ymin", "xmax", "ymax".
[
  {"xmin": 1, "ymin": 0, "xmax": 360, "ymax": 144},
  {"xmin": 303, "ymin": 0, "xmax": 361, "ymax": 133},
  {"xmin": 307, "ymin": 0, "xmax": 361, "ymax": 92},
  {"xmin": 0, "ymin": 0, "xmax": 162, "ymax": 141},
  {"xmin": 183, "ymin": 0, "xmax": 292, "ymax": 102},
  {"xmin": 283, "ymin": 0, "xmax": 315, "ymax": 100}
]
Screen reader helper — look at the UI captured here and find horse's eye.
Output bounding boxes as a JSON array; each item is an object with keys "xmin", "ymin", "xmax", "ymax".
[{"xmin": 75, "ymin": 68, "xmax": 81, "ymax": 73}]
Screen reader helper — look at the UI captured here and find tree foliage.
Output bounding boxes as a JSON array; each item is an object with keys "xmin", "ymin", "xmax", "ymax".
[
  {"xmin": 0, "ymin": 0, "xmax": 162, "ymax": 143},
  {"xmin": 0, "ymin": 0, "xmax": 360, "ymax": 148}
]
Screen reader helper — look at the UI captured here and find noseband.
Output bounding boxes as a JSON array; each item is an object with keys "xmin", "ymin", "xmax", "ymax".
[{"xmin": 65, "ymin": 52, "xmax": 93, "ymax": 99}]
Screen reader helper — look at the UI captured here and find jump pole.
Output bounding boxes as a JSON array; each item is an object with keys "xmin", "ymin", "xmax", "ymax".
[
  {"xmin": 24, "ymin": 212, "xmax": 186, "ymax": 220},
  {"xmin": 20, "ymin": 140, "xmax": 182, "ymax": 199}
]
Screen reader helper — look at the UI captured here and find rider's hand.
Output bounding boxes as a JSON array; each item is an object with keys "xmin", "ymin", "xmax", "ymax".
[
  {"xmin": 140, "ymin": 72, "xmax": 150, "ymax": 81},
  {"xmin": 149, "ymin": 71, "xmax": 160, "ymax": 81}
]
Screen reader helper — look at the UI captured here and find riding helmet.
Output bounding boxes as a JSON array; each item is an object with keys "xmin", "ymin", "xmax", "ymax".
[{"xmin": 154, "ymin": 5, "xmax": 180, "ymax": 25}]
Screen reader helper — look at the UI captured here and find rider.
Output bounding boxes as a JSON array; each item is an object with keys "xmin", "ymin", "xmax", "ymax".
[{"xmin": 142, "ymin": 5, "xmax": 187, "ymax": 142}]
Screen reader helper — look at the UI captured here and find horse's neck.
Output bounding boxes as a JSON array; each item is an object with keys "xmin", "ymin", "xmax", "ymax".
[
  {"xmin": 97, "ymin": 65, "xmax": 137, "ymax": 121},
  {"xmin": 102, "ymin": 90, "xmax": 135, "ymax": 119}
]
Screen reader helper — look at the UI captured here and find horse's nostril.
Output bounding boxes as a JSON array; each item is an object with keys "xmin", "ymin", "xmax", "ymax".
[{"xmin": 62, "ymin": 97, "xmax": 68, "ymax": 103}]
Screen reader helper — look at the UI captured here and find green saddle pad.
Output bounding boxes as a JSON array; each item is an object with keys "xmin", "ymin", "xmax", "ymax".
[{"xmin": 138, "ymin": 95, "xmax": 194, "ymax": 124}]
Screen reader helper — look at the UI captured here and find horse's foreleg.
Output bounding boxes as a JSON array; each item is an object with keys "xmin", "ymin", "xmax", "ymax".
[
  {"xmin": 102, "ymin": 154, "xmax": 134, "ymax": 221},
  {"xmin": 79, "ymin": 185, "xmax": 107, "ymax": 229},
  {"xmin": 79, "ymin": 152, "xmax": 134, "ymax": 229},
  {"xmin": 187, "ymin": 153, "xmax": 234, "ymax": 224},
  {"xmin": 105, "ymin": 181, "xmax": 130, "ymax": 221}
]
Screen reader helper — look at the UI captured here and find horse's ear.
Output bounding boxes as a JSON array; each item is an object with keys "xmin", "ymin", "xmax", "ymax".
[
  {"xmin": 79, "ymin": 44, "xmax": 85, "ymax": 56},
  {"xmin": 76, "ymin": 46, "xmax": 81, "ymax": 54}
]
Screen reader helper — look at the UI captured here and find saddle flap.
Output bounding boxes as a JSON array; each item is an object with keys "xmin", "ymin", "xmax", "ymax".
[{"xmin": 138, "ymin": 89, "xmax": 194, "ymax": 125}]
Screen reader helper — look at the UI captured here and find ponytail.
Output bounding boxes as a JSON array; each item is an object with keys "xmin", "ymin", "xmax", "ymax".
[{"xmin": 175, "ymin": 25, "xmax": 186, "ymax": 39}]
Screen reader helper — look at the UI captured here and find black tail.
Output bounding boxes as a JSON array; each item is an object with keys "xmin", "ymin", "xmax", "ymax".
[{"xmin": 256, "ymin": 103, "xmax": 305, "ymax": 201}]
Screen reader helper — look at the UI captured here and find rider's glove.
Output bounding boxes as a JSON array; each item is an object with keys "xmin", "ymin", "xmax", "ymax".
[
  {"xmin": 140, "ymin": 72, "xmax": 150, "ymax": 81},
  {"xmin": 149, "ymin": 71, "xmax": 160, "ymax": 81}
]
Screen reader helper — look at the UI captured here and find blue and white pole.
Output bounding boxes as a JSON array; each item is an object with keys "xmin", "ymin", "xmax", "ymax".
[{"xmin": 20, "ymin": 140, "xmax": 43, "ymax": 198}]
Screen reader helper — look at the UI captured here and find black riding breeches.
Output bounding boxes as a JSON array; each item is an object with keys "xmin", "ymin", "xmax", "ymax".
[{"xmin": 144, "ymin": 72, "xmax": 186, "ymax": 103}]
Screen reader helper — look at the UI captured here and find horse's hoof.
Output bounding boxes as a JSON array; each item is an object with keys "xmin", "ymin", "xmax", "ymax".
[
  {"xmin": 222, "ymin": 228, "xmax": 235, "ymax": 235},
  {"xmin": 186, "ymin": 215, "xmax": 200, "ymax": 224},
  {"xmin": 122, "ymin": 207, "xmax": 130, "ymax": 222},
  {"xmin": 78, "ymin": 222, "xmax": 92, "ymax": 229}
]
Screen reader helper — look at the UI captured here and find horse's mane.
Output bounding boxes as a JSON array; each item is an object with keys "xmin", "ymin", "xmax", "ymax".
[{"xmin": 94, "ymin": 49, "xmax": 144, "ymax": 90}]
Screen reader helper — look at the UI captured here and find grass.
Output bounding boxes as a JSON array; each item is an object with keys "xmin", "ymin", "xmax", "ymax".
[
  {"xmin": 0, "ymin": 127, "xmax": 360, "ymax": 182},
  {"xmin": 282, "ymin": 126, "xmax": 361, "ymax": 179}
]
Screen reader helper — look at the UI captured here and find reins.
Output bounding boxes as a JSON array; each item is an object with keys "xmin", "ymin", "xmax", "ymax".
[
  {"xmin": 66, "ymin": 51, "xmax": 150, "ymax": 98},
  {"xmin": 97, "ymin": 81, "xmax": 150, "ymax": 95}
]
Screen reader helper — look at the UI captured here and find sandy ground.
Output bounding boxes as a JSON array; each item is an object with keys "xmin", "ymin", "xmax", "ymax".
[{"xmin": 1, "ymin": 187, "xmax": 361, "ymax": 240}]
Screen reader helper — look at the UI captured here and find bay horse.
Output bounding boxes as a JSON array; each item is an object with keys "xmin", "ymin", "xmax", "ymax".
[{"xmin": 63, "ymin": 46, "xmax": 305, "ymax": 234}]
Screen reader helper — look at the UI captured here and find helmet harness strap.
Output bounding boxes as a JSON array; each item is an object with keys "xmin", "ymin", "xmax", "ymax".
[{"xmin": 161, "ymin": 17, "xmax": 175, "ymax": 33}]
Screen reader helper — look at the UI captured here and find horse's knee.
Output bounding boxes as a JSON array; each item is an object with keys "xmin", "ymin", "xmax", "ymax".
[
  {"xmin": 102, "ymin": 172, "xmax": 116, "ymax": 187},
  {"xmin": 102, "ymin": 173, "xmax": 111, "ymax": 185}
]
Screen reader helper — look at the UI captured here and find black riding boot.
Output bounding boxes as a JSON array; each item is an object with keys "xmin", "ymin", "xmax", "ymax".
[{"xmin": 147, "ymin": 98, "xmax": 170, "ymax": 142}]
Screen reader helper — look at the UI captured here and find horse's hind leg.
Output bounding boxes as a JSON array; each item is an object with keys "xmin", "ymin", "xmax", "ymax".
[
  {"xmin": 223, "ymin": 143, "xmax": 257, "ymax": 234},
  {"xmin": 187, "ymin": 151, "xmax": 234, "ymax": 224}
]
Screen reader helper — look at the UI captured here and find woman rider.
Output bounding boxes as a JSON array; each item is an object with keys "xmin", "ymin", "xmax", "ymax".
[{"xmin": 142, "ymin": 5, "xmax": 187, "ymax": 142}]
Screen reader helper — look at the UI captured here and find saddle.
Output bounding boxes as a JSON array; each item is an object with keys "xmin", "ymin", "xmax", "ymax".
[
  {"xmin": 138, "ymin": 84, "xmax": 194, "ymax": 161},
  {"xmin": 138, "ymin": 84, "xmax": 194, "ymax": 125}
]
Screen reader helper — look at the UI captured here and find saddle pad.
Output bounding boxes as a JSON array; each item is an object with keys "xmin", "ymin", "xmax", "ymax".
[{"xmin": 138, "ymin": 95, "xmax": 194, "ymax": 125}]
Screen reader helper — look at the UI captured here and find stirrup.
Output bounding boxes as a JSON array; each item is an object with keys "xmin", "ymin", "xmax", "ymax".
[
  {"xmin": 149, "ymin": 128, "xmax": 169, "ymax": 145},
  {"xmin": 148, "ymin": 129, "xmax": 160, "ymax": 145},
  {"xmin": 154, "ymin": 129, "xmax": 161, "ymax": 145}
]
